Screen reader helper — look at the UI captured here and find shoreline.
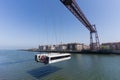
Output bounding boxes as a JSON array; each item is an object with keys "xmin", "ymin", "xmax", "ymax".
[{"xmin": 21, "ymin": 49, "xmax": 120, "ymax": 55}]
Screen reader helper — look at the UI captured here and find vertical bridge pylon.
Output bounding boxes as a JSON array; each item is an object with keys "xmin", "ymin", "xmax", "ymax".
[{"xmin": 60, "ymin": 0, "xmax": 100, "ymax": 50}]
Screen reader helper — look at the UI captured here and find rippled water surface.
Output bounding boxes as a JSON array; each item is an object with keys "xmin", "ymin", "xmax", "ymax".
[{"xmin": 0, "ymin": 50, "xmax": 120, "ymax": 80}]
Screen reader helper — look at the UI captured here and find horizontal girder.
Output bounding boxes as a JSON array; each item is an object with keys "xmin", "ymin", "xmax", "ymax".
[{"xmin": 60, "ymin": 0, "xmax": 96, "ymax": 32}]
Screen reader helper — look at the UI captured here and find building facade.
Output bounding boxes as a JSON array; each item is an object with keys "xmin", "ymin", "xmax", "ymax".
[
  {"xmin": 38, "ymin": 43, "xmax": 90, "ymax": 51},
  {"xmin": 101, "ymin": 42, "xmax": 120, "ymax": 50}
]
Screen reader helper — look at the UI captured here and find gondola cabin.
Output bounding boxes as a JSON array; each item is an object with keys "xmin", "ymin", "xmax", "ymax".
[{"xmin": 35, "ymin": 53, "xmax": 71, "ymax": 64}]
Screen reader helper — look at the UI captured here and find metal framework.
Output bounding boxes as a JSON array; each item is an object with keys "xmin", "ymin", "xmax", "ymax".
[{"xmin": 60, "ymin": 0, "xmax": 100, "ymax": 50}]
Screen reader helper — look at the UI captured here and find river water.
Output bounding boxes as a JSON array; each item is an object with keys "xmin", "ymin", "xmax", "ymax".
[{"xmin": 0, "ymin": 50, "xmax": 120, "ymax": 80}]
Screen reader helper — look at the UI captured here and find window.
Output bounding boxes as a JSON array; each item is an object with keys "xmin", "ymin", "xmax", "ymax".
[{"xmin": 51, "ymin": 55, "xmax": 70, "ymax": 60}]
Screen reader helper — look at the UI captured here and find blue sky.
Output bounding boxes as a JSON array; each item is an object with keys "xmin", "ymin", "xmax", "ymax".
[{"xmin": 0, "ymin": 0, "xmax": 120, "ymax": 49}]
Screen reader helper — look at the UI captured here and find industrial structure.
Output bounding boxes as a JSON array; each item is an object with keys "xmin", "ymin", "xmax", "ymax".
[{"xmin": 60, "ymin": 0, "xmax": 100, "ymax": 50}]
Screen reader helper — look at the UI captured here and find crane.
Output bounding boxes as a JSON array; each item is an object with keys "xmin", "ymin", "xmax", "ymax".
[{"xmin": 60, "ymin": 0, "xmax": 100, "ymax": 50}]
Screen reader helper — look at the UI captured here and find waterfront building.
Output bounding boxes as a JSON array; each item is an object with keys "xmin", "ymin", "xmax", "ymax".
[
  {"xmin": 101, "ymin": 42, "xmax": 120, "ymax": 50},
  {"xmin": 38, "ymin": 43, "xmax": 90, "ymax": 51},
  {"xmin": 39, "ymin": 45, "xmax": 50, "ymax": 51},
  {"xmin": 67, "ymin": 43, "xmax": 86, "ymax": 51},
  {"xmin": 49, "ymin": 45, "xmax": 56, "ymax": 51},
  {"xmin": 58, "ymin": 44, "xmax": 68, "ymax": 51},
  {"xmin": 39, "ymin": 45, "xmax": 57, "ymax": 51},
  {"xmin": 67, "ymin": 43, "xmax": 77, "ymax": 51},
  {"xmin": 38, "ymin": 45, "xmax": 44, "ymax": 51},
  {"xmin": 83, "ymin": 45, "xmax": 90, "ymax": 50}
]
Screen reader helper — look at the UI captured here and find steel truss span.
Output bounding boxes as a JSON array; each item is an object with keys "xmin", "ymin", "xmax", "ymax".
[{"xmin": 60, "ymin": 0, "xmax": 100, "ymax": 50}]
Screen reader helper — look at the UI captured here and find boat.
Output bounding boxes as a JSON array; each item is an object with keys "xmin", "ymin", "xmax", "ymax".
[{"xmin": 35, "ymin": 53, "xmax": 71, "ymax": 64}]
